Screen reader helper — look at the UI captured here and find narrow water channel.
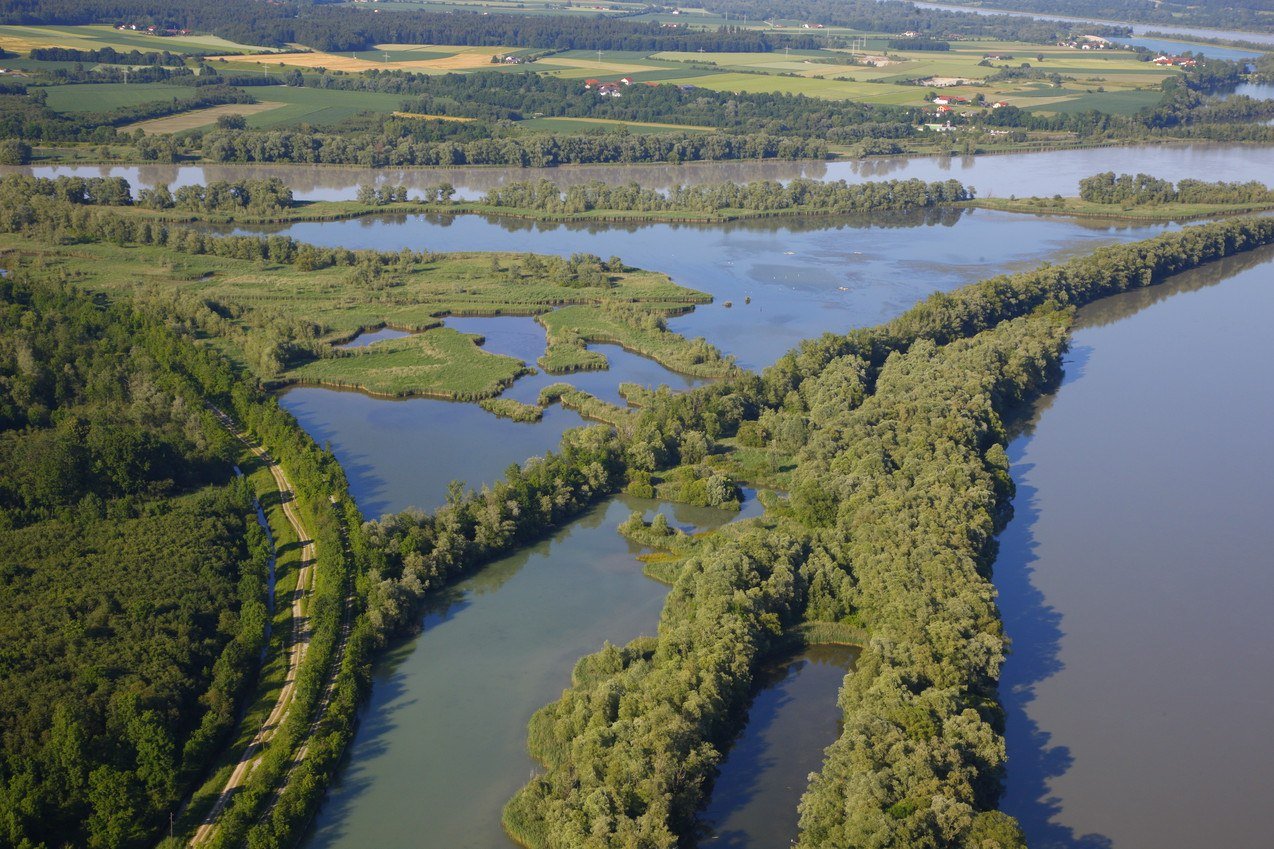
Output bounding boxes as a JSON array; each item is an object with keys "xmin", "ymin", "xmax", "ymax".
[
  {"xmin": 303, "ymin": 494, "xmax": 759, "ymax": 849},
  {"xmin": 996, "ymin": 246, "xmax": 1274, "ymax": 848},
  {"xmin": 698, "ymin": 645, "xmax": 858, "ymax": 849}
]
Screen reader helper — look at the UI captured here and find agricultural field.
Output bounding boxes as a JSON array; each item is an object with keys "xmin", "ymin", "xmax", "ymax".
[
  {"xmin": 224, "ymin": 86, "xmax": 415, "ymax": 129},
  {"xmin": 124, "ymin": 101, "xmax": 290, "ymax": 134},
  {"xmin": 0, "ymin": 20, "xmax": 1203, "ymax": 134},
  {"xmin": 38, "ymin": 81, "xmax": 412, "ymax": 129},
  {"xmin": 212, "ymin": 44, "xmax": 537, "ymax": 73},
  {"xmin": 39, "ymin": 82, "xmax": 199, "ymax": 112},
  {"xmin": 0, "ymin": 24, "xmax": 273, "ymax": 54},
  {"xmin": 648, "ymin": 39, "xmax": 1181, "ymax": 112}
]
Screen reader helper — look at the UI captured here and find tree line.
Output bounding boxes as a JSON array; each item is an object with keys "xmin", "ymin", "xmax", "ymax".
[
  {"xmin": 29, "ymin": 45, "xmax": 192, "ymax": 65},
  {"xmin": 479, "ymin": 177, "xmax": 972, "ymax": 215},
  {"xmin": 200, "ymin": 127, "xmax": 828, "ymax": 167},
  {"xmin": 1079, "ymin": 172, "xmax": 1274, "ymax": 206}
]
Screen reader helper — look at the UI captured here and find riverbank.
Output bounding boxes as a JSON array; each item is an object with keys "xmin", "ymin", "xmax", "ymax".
[{"xmin": 967, "ymin": 196, "xmax": 1274, "ymax": 221}]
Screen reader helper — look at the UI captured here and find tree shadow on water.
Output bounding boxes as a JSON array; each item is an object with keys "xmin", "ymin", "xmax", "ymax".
[
  {"xmin": 996, "ymin": 441, "xmax": 1111, "ymax": 849},
  {"xmin": 300, "ymin": 585, "xmax": 473, "ymax": 848}
]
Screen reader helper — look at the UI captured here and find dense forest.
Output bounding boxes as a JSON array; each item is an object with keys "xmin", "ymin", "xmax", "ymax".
[
  {"xmin": 0, "ymin": 276, "xmax": 270, "ymax": 848},
  {"xmin": 0, "ymin": 225, "xmax": 377, "ymax": 849}
]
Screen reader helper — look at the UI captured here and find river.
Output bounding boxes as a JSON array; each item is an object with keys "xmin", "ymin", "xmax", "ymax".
[
  {"xmin": 4, "ymin": 143, "xmax": 1271, "ymax": 203},
  {"xmin": 909, "ymin": 1, "xmax": 1274, "ymax": 49},
  {"xmin": 996, "ymin": 245, "xmax": 1274, "ymax": 849},
  {"xmin": 304, "ymin": 494, "xmax": 763, "ymax": 849}
]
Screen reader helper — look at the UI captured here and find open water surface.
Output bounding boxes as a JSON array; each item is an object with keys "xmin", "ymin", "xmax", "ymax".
[
  {"xmin": 996, "ymin": 246, "xmax": 1274, "ymax": 849},
  {"xmin": 303, "ymin": 494, "xmax": 763, "ymax": 849},
  {"xmin": 5, "ymin": 144, "xmax": 1271, "ymax": 203}
]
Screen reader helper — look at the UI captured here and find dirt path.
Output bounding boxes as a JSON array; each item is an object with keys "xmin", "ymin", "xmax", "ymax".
[{"xmin": 190, "ymin": 409, "xmax": 317, "ymax": 847}]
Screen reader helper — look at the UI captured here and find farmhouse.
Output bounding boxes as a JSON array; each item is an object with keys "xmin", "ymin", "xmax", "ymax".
[{"xmin": 1153, "ymin": 55, "xmax": 1199, "ymax": 67}]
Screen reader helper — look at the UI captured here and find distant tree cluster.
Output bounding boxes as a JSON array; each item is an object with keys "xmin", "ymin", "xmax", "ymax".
[
  {"xmin": 480, "ymin": 177, "xmax": 972, "ymax": 215},
  {"xmin": 1079, "ymin": 172, "xmax": 1274, "ymax": 205},
  {"xmin": 29, "ymin": 45, "xmax": 191, "ymax": 65}
]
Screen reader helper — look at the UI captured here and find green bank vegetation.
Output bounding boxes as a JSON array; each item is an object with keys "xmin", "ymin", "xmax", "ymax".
[{"xmin": 0, "ymin": 175, "xmax": 726, "ymax": 401}]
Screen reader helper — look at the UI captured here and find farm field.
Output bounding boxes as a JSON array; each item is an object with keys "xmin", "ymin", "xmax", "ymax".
[
  {"xmin": 650, "ymin": 40, "xmax": 1180, "ymax": 110},
  {"xmin": 34, "ymin": 81, "xmax": 411, "ymax": 128},
  {"xmin": 228, "ymin": 86, "xmax": 414, "ymax": 129},
  {"xmin": 0, "ymin": 24, "xmax": 273, "ymax": 54},
  {"xmin": 39, "ymin": 82, "xmax": 199, "ymax": 112},
  {"xmin": 124, "ymin": 101, "xmax": 289, "ymax": 134},
  {"xmin": 0, "ymin": 21, "xmax": 1204, "ymax": 130},
  {"xmin": 212, "ymin": 44, "xmax": 533, "ymax": 73}
]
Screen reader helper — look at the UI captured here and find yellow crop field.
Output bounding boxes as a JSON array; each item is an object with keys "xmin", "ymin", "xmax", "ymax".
[{"xmin": 124, "ymin": 101, "xmax": 287, "ymax": 134}]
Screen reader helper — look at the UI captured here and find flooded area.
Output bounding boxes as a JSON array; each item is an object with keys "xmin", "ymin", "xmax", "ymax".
[{"xmin": 996, "ymin": 247, "xmax": 1274, "ymax": 849}]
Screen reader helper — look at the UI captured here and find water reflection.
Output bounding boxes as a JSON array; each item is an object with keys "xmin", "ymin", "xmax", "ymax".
[
  {"xmin": 6, "ymin": 144, "xmax": 1271, "ymax": 205},
  {"xmin": 335, "ymin": 327, "xmax": 413, "ymax": 348},
  {"xmin": 238, "ymin": 209, "xmax": 1172, "ymax": 371},
  {"xmin": 698, "ymin": 645, "xmax": 858, "ymax": 849},
  {"xmin": 997, "ymin": 246, "xmax": 1274, "ymax": 849},
  {"xmin": 304, "ymin": 495, "xmax": 754, "ymax": 849}
]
